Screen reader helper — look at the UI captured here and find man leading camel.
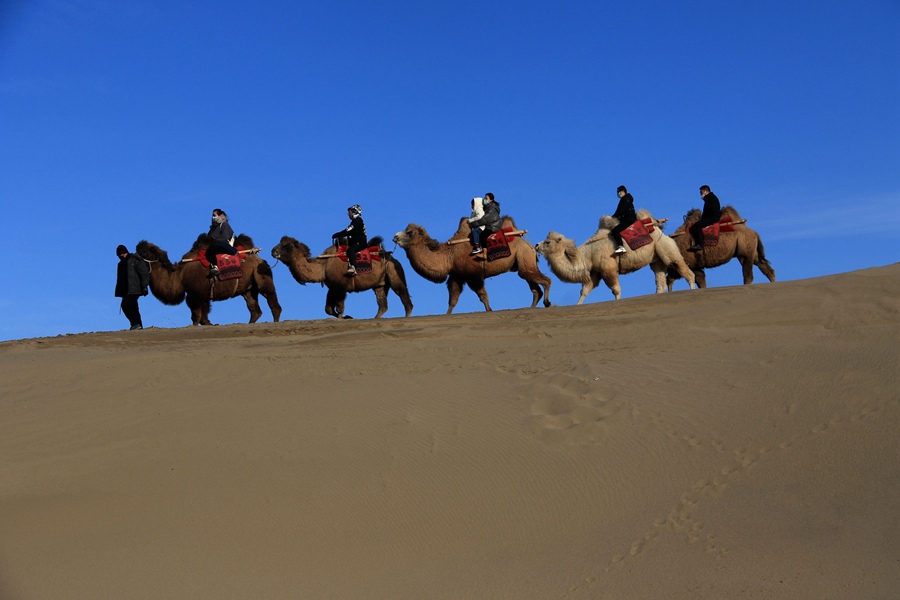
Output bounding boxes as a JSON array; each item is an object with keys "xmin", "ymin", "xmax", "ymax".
[{"xmin": 689, "ymin": 185, "xmax": 722, "ymax": 252}]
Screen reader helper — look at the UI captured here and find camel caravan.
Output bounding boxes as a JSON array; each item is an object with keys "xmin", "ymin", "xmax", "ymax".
[{"xmin": 131, "ymin": 187, "xmax": 774, "ymax": 326}]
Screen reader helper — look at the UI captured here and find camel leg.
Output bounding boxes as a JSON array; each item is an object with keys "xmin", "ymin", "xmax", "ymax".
[
  {"xmin": 242, "ymin": 290, "xmax": 264, "ymax": 324},
  {"xmin": 650, "ymin": 260, "xmax": 668, "ymax": 294},
  {"xmin": 694, "ymin": 269, "xmax": 707, "ymax": 289},
  {"xmin": 756, "ymin": 260, "xmax": 776, "ymax": 283},
  {"xmin": 388, "ymin": 279, "xmax": 414, "ymax": 317},
  {"xmin": 325, "ymin": 288, "xmax": 346, "ymax": 319},
  {"xmin": 373, "ymin": 286, "xmax": 389, "ymax": 319},
  {"xmin": 186, "ymin": 296, "xmax": 209, "ymax": 326},
  {"xmin": 467, "ymin": 278, "xmax": 492, "ymax": 312},
  {"xmin": 255, "ymin": 273, "xmax": 282, "ymax": 321},
  {"xmin": 518, "ymin": 269, "xmax": 552, "ymax": 308},
  {"xmin": 576, "ymin": 273, "xmax": 599, "ymax": 305},
  {"xmin": 739, "ymin": 256, "xmax": 755, "ymax": 285},
  {"xmin": 446, "ymin": 278, "xmax": 464, "ymax": 314},
  {"xmin": 600, "ymin": 271, "xmax": 621, "ymax": 300}
]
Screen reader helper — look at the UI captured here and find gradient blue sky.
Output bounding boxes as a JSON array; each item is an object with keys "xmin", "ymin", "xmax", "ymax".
[{"xmin": 2, "ymin": 0, "xmax": 898, "ymax": 341}]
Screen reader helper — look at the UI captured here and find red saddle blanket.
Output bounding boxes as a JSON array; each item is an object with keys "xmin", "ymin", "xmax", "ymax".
[
  {"xmin": 337, "ymin": 245, "xmax": 382, "ymax": 274},
  {"xmin": 484, "ymin": 227, "xmax": 514, "ymax": 261},
  {"xmin": 214, "ymin": 253, "xmax": 243, "ymax": 281},
  {"xmin": 620, "ymin": 218, "xmax": 655, "ymax": 251},
  {"xmin": 197, "ymin": 246, "xmax": 245, "ymax": 268}
]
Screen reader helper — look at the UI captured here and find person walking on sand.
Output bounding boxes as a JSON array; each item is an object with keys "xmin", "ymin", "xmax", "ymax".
[
  {"xmin": 609, "ymin": 185, "xmax": 637, "ymax": 255},
  {"xmin": 332, "ymin": 204, "xmax": 368, "ymax": 276},
  {"xmin": 689, "ymin": 185, "xmax": 722, "ymax": 251},
  {"xmin": 115, "ymin": 244, "xmax": 150, "ymax": 330}
]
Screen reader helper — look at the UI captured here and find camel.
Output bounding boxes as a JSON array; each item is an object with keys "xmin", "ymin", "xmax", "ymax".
[
  {"xmin": 136, "ymin": 234, "xmax": 282, "ymax": 326},
  {"xmin": 666, "ymin": 206, "xmax": 776, "ymax": 290},
  {"xmin": 270, "ymin": 236, "xmax": 413, "ymax": 319},
  {"xmin": 534, "ymin": 209, "xmax": 696, "ymax": 304},
  {"xmin": 392, "ymin": 216, "xmax": 552, "ymax": 313}
]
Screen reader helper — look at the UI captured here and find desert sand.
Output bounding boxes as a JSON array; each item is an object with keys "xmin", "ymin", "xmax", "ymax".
[{"xmin": 1, "ymin": 264, "xmax": 898, "ymax": 599}]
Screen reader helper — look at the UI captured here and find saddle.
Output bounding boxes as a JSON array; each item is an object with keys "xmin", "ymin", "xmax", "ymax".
[
  {"xmin": 198, "ymin": 246, "xmax": 245, "ymax": 281},
  {"xmin": 688, "ymin": 216, "xmax": 735, "ymax": 247},
  {"xmin": 619, "ymin": 218, "xmax": 657, "ymax": 251},
  {"xmin": 484, "ymin": 227, "xmax": 515, "ymax": 261},
  {"xmin": 337, "ymin": 244, "xmax": 382, "ymax": 274}
]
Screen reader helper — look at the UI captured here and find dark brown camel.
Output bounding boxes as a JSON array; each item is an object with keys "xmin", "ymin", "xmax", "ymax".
[
  {"xmin": 666, "ymin": 206, "xmax": 776, "ymax": 289},
  {"xmin": 270, "ymin": 235, "xmax": 413, "ymax": 319},
  {"xmin": 136, "ymin": 234, "xmax": 282, "ymax": 325}
]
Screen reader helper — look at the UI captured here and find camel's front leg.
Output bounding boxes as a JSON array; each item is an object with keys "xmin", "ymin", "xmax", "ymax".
[
  {"xmin": 577, "ymin": 273, "xmax": 600, "ymax": 305},
  {"xmin": 325, "ymin": 288, "xmax": 346, "ymax": 318},
  {"xmin": 446, "ymin": 278, "xmax": 464, "ymax": 314}
]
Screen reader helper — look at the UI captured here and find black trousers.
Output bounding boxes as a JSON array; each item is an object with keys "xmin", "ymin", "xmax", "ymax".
[
  {"xmin": 120, "ymin": 294, "xmax": 142, "ymax": 327},
  {"xmin": 609, "ymin": 220, "xmax": 635, "ymax": 247},
  {"xmin": 345, "ymin": 242, "xmax": 366, "ymax": 267},
  {"xmin": 690, "ymin": 218, "xmax": 718, "ymax": 247},
  {"xmin": 207, "ymin": 242, "xmax": 237, "ymax": 267}
]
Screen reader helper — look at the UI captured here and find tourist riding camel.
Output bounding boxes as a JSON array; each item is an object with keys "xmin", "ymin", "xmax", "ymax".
[{"xmin": 332, "ymin": 204, "xmax": 367, "ymax": 276}]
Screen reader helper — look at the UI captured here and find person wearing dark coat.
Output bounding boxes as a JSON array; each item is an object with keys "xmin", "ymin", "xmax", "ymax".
[
  {"xmin": 332, "ymin": 204, "xmax": 368, "ymax": 276},
  {"xmin": 206, "ymin": 208, "xmax": 238, "ymax": 276},
  {"xmin": 689, "ymin": 185, "xmax": 723, "ymax": 251},
  {"xmin": 468, "ymin": 192, "xmax": 502, "ymax": 255},
  {"xmin": 115, "ymin": 244, "xmax": 150, "ymax": 330},
  {"xmin": 609, "ymin": 185, "xmax": 638, "ymax": 254}
]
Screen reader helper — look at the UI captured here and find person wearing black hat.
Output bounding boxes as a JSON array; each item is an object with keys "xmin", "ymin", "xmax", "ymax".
[
  {"xmin": 115, "ymin": 244, "xmax": 150, "ymax": 330},
  {"xmin": 332, "ymin": 204, "xmax": 368, "ymax": 276},
  {"xmin": 688, "ymin": 185, "xmax": 722, "ymax": 251},
  {"xmin": 609, "ymin": 185, "xmax": 637, "ymax": 254}
]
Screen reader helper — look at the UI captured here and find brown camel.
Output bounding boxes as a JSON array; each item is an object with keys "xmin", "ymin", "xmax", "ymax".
[
  {"xmin": 393, "ymin": 216, "xmax": 552, "ymax": 313},
  {"xmin": 136, "ymin": 234, "xmax": 282, "ymax": 326},
  {"xmin": 270, "ymin": 235, "xmax": 413, "ymax": 319},
  {"xmin": 666, "ymin": 206, "xmax": 776, "ymax": 290}
]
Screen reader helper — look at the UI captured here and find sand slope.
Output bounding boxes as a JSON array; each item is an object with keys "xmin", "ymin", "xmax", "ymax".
[{"xmin": 1, "ymin": 265, "xmax": 898, "ymax": 599}]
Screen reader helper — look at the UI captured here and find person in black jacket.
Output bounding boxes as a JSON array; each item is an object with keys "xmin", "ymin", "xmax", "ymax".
[
  {"xmin": 206, "ymin": 208, "xmax": 237, "ymax": 277},
  {"xmin": 469, "ymin": 192, "xmax": 502, "ymax": 255},
  {"xmin": 609, "ymin": 185, "xmax": 637, "ymax": 254},
  {"xmin": 115, "ymin": 244, "xmax": 150, "ymax": 330},
  {"xmin": 689, "ymin": 185, "xmax": 723, "ymax": 251},
  {"xmin": 332, "ymin": 204, "xmax": 368, "ymax": 276}
]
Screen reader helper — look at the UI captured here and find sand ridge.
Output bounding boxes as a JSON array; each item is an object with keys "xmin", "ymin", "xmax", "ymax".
[{"xmin": 1, "ymin": 264, "xmax": 898, "ymax": 599}]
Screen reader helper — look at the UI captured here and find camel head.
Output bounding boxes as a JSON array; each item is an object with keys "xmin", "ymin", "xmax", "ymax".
[
  {"xmin": 535, "ymin": 232, "xmax": 574, "ymax": 257},
  {"xmin": 135, "ymin": 240, "xmax": 175, "ymax": 270},
  {"xmin": 271, "ymin": 236, "xmax": 311, "ymax": 262},
  {"xmin": 393, "ymin": 223, "xmax": 437, "ymax": 250}
]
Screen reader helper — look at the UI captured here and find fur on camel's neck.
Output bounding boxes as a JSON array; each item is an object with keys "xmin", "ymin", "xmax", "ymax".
[
  {"xmin": 403, "ymin": 229, "xmax": 455, "ymax": 284},
  {"xmin": 542, "ymin": 233, "xmax": 595, "ymax": 283}
]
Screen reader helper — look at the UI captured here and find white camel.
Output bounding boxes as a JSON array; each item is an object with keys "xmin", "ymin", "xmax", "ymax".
[{"xmin": 535, "ymin": 209, "xmax": 696, "ymax": 304}]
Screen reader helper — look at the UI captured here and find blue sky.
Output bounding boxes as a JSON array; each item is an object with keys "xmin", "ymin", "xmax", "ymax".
[{"xmin": 1, "ymin": 0, "xmax": 898, "ymax": 340}]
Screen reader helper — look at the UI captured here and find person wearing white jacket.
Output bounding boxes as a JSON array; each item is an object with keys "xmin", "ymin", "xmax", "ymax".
[{"xmin": 468, "ymin": 196, "xmax": 485, "ymax": 251}]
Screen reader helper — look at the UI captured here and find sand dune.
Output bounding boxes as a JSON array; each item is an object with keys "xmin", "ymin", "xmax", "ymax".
[{"xmin": 1, "ymin": 265, "xmax": 898, "ymax": 599}]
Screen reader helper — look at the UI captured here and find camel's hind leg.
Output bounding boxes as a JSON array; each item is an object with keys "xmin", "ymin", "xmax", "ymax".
[
  {"xmin": 650, "ymin": 260, "xmax": 668, "ymax": 293},
  {"xmin": 373, "ymin": 286, "xmax": 389, "ymax": 319},
  {"xmin": 756, "ymin": 259, "xmax": 776, "ymax": 283},
  {"xmin": 242, "ymin": 289, "xmax": 264, "ymax": 323},
  {"xmin": 386, "ymin": 264, "xmax": 414, "ymax": 317},
  {"xmin": 465, "ymin": 278, "xmax": 492, "ymax": 312},
  {"xmin": 255, "ymin": 278, "xmax": 282, "ymax": 322},
  {"xmin": 600, "ymin": 271, "xmax": 620, "ymax": 301},
  {"xmin": 518, "ymin": 269, "xmax": 552, "ymax": 308}
]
